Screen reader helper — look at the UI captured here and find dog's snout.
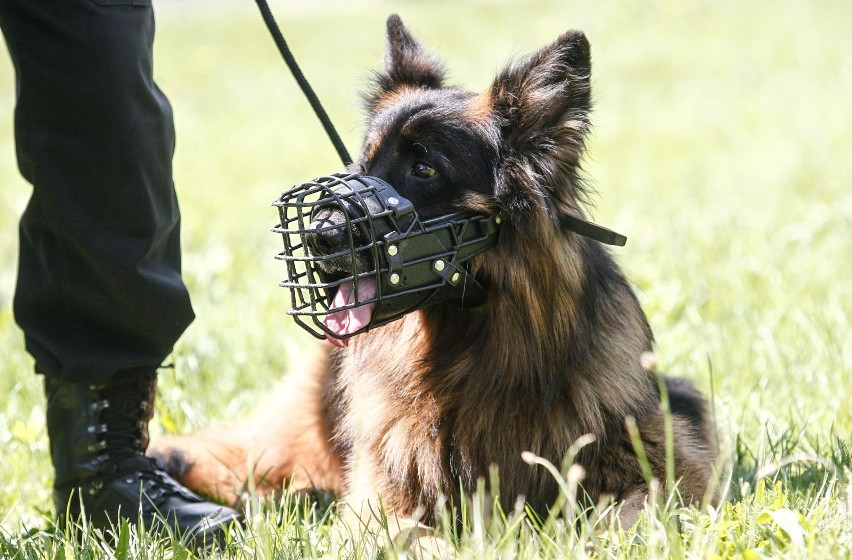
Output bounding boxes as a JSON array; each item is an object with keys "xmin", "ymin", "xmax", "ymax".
[
  {"xmin": 306, "ymin": 226, "xmax": 347, "ymax": 257},
  {"xmin": 306, "ymin": 208, "xmax": 349, "ymax": 257}
]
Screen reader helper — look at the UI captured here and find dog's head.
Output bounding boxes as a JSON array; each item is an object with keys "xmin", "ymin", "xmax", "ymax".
[
  {"xmin": 275, "ymin": 16, "xmax": 603, "ymax": 345},
  {"xmin": 362, "ymin": 15, "xmax": 593, "ymax": 228}
]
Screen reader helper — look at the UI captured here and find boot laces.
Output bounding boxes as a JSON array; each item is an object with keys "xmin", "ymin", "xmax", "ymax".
[
  {"xmin": 88, "ymin": 376, "xmax": 190, "ymax": 503},
  {"xmin": 90, "ymin": 375, "xmax": 155, "ymax": 460}
]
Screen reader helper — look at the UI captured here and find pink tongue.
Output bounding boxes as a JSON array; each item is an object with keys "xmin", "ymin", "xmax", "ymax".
[{"xmin": 323, "ymin": 278, "xmax": 377, "ymax": 347}]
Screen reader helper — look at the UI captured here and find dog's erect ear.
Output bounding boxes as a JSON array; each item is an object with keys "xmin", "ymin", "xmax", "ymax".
[
  {"xmin": 487, "ymin": 31, "xmax": 593, "ymax": 218},
  {"xmin": 367, "ymin": 15, "xmax": 446, "ymax": 108},
  {"xmin": 490, "ymin": 30, "xmax": 591, "ymax": 146}
]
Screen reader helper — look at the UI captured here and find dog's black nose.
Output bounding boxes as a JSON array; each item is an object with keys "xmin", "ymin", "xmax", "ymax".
[{"xmin": 305, "ymin": 211, "xmax": 349, "ymax": 257}]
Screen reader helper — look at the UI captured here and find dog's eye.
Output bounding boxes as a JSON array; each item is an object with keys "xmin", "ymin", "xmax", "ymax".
[{"xmin": 411, "ymin": 162, "xmax": 437, "ymax": 179}]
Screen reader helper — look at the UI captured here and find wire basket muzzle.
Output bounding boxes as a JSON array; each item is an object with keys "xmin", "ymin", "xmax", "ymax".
[{"xmin": 272, "ymin": 173, "xmax": 501, "ymax": 340}]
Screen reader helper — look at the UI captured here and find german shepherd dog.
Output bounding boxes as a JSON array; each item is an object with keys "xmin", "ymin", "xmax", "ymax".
[{"xmin": 151, "ymin": 15, "xmax": 717, "ymax": 534}]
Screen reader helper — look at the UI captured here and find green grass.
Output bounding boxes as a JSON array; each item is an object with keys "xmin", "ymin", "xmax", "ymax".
[{"xmin": 1, "ymin": 0, "xmax": 850, "ymax": 557}]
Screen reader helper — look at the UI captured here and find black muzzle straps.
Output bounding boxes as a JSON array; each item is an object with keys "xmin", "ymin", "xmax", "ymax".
[
  {"xmin": 272, "ymin": 173, "xmax": 500, "ymax": 341},
  {"xmin": 560, "ymin": 213, "xmax": 627, "ymax": 247}
]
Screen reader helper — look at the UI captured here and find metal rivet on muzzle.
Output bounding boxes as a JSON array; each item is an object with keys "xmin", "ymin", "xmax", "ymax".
[
  {"xmin": 390, "ymin": 273, "xmax": 401, "ymax": 285},
  {"xmin": 387, "ymin": 244, "xmax": 398, "ymax": 256},
  {"xmin": 451, "ymin": 272, "xmax": 461, "ymax": 284},
  {"xmin": 433, "ymin": 259, "xmax": 446, "ymax": 272},
  {"xmin": 388, "ymin": 196, "xmax": 399, "ymax": 206}
]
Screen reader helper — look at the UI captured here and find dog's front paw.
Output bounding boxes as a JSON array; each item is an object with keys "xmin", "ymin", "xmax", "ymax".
[
  {"xmin": 392, "ymin": 522, "xmax": 454, "ymax": 559},
  {"xmin": 148, "ymin": 438, "xmax": 193, "ymax": 480},
  {"xmin": 147, "ymin": 435, "xmax": 245, "ymax": 504}
]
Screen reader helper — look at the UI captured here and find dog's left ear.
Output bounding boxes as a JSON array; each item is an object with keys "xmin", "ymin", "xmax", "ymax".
[
  {"xmin": 485, "ymin": 31, "xmax": 592, "ymax": 219},
  {"xmin": 489, "ymin": 30, "xmax": 591, "ymax": 152},
  {"xmin": 367, "ymin": 15, "xmax": 446, "ymax": 109}
]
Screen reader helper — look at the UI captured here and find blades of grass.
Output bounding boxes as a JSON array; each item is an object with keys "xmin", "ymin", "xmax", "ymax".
[
  {"xmin": 0, "ymin": 531, "xmax": 22, "ymax": 560},
  {"xmin": 114, "ymin": 518, "xmax": 130, "ymax": 560},
  {"xmin": 625, "ymin": 416, "xmax": 655, "ymax": 486},
  {"xmin": 521, "ymin": 434, "xmax": 595, "ymax": 553},
  {"xmin": 656, "ymin": 374, "xmax": 676, "ymax": 494}
]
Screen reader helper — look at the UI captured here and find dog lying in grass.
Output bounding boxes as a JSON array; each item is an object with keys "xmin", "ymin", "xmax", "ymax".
[{"xmin": 150, "ymin": 14, "xmax": 718, "ymax": 537}]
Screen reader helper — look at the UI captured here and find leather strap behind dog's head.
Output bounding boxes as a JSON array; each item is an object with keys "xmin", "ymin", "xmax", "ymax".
[{"xmin": 560, "ymin": 213, "xmax": 627, "ymax": 246}]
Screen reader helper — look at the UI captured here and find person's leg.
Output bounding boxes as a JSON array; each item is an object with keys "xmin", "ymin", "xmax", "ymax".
[
  {"xmin": 2, "ymin": 0, "xmax": 192, "ymax": 383},
  {"xmin": 0, "ymin": 0, "xmax": 239, "ymax": 545}
]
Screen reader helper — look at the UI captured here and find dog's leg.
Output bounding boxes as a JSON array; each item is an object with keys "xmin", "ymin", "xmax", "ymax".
[
  {"xmin": 614, "ymin": 487, "xmax": 648, "ymax": 530},
  {"xmin": 665, "ymin": 376, "xmax": 721, "ymax": 505},
  {"xmin": 340, "ymin": 502, "xmax": 452, "ymax": 559},
  {"xmin": 337, "ymin": 453, "xmax": 385, "ymax": 542},
  {"xmin": 149, "ymin": 344, "xmax": 343, "ymax": 504},
  {"xmin": 337, "ymin": 456, "xmax": 453, "ymax": 558},
  {"xmin": 393, "ymin": 523, "xmax": 453, "ymax": 559}
]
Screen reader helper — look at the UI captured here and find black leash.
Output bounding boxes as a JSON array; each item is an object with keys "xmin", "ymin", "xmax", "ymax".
[{"xmin": 253, "ymin": 0, "xmax": 353, "ymax": 167}]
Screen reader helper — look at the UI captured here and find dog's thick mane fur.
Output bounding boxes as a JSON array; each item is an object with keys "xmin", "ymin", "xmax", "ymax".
[{"xmin": 150, "ymin": 14, "xmax": 717, "ymax": 532}]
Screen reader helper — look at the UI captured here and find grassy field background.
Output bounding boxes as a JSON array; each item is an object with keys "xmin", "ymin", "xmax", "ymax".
[{"xmin": 1, "ymin": 0, "xmax": 850, "ymax": 557}]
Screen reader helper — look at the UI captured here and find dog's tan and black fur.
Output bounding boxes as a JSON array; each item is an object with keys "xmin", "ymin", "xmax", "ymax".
[{"xmin": 151, "ymin": 15, "xmax": 717, "ymax": 530}]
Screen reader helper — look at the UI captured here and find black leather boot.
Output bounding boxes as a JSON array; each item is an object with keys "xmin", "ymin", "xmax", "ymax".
[{"xmin": 45, "ymin": 374, "xmax": 241, "ymax": 548}]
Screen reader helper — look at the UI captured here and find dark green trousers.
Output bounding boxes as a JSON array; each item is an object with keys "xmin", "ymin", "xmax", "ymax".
[{"xmin": 0, "ymin": 0, "xmax": 194, "ymax": 383}]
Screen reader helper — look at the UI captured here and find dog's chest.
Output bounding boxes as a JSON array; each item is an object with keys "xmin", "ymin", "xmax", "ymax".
[
  {"xmin": 347, "ymin": 372, "xmax": 569, "ymax": 509},
  {"xmin": 341, "ymin": 326, "xmax": 581, "ymax": 514}
]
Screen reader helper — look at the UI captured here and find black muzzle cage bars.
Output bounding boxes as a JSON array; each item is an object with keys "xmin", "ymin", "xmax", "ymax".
[{"xmin": 273, "ymin": 174, "xmax": 501, "ymax": 340}]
